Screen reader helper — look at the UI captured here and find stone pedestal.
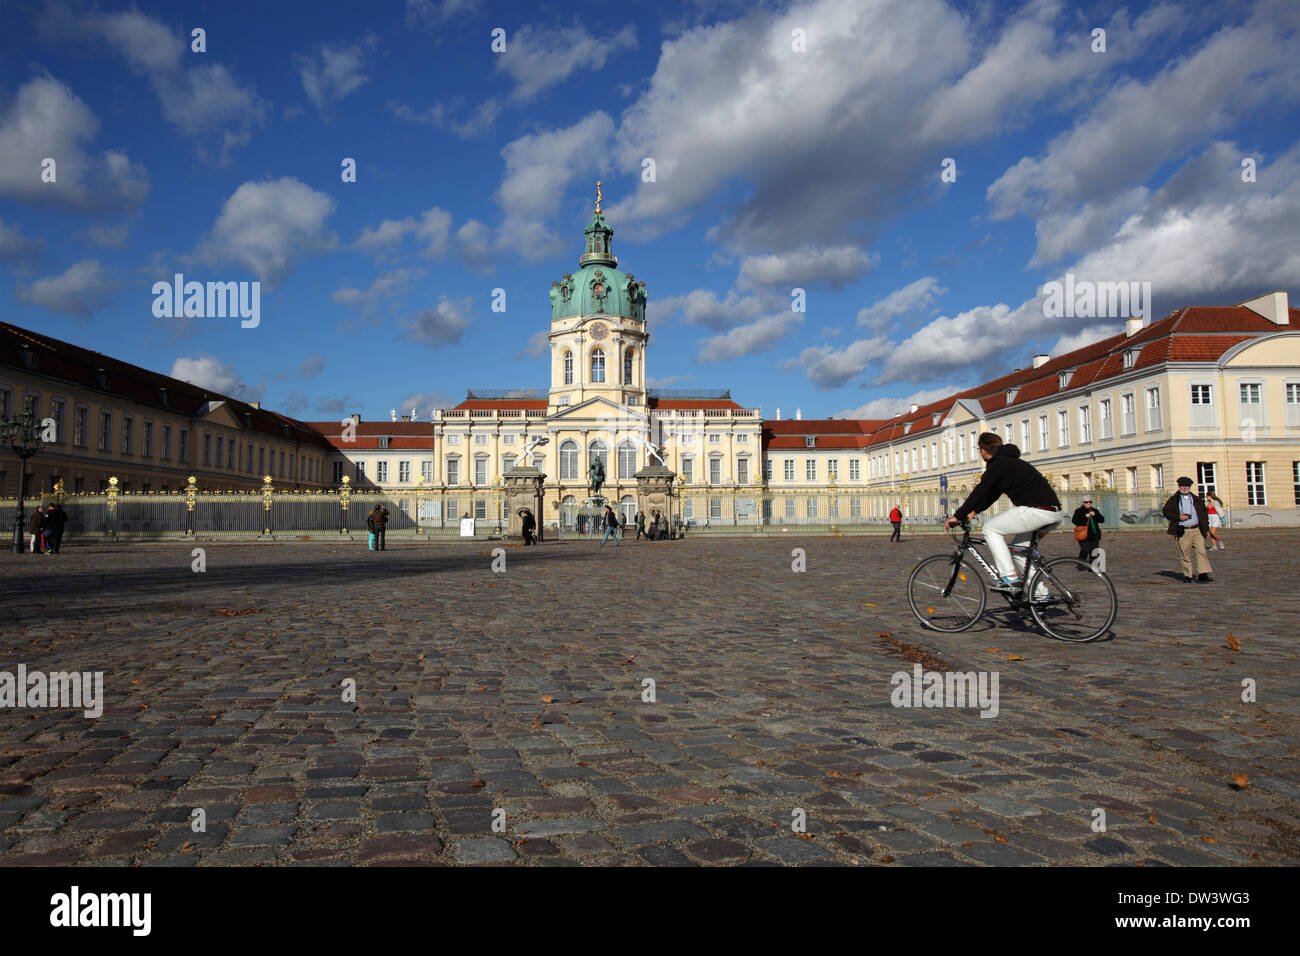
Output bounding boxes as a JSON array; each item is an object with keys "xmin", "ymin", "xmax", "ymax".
[
  {"xmin": 635, "ymin": 464, "xmax": 677, "ymax": 529},
  {"xmin": 503, "ymin": 466, "xmax": 547, "ymax": 539}
]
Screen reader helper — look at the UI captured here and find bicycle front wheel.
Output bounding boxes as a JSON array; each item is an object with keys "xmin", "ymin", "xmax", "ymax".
[
  {"xmin": 1027, "ymin": 558, "xmax": 1117, "ymax": 642},
  {"xmin": 907, "ymin": 554, "xmax": 987, "ymax": 632}
]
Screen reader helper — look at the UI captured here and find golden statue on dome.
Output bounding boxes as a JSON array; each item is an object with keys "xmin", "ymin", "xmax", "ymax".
[{"xmin": 595, "ymin": 180, "xmax": 603, "ymax": 214}]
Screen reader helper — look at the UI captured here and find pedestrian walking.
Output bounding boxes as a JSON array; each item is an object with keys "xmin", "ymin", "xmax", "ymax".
[
  {"xmin": 1071, "ymin": 495, "xmax": 1104, "ymax": 567},
  {"xmin": 1205, "ymin": 492, "xmax": 1226, "ymax": 550},
  {"xmin": 366, "ymin": 504, "xmax": 389, "ymax": 551},
  {"xmin": 28, "ymin": 505, "xmax": 45, "ymax": 554},
  {"xmin": 519, "ymin": 508, "xmax": 536, "ymax": 546},
  {"xmin": 889, "ymin": 505, "xmax": 902, "ymax": 542},
  {"xmin": 1161, "ymin": 476, "xmax": 1213, "ymax": 582},
  {"xmin": 600, "ymin": 504, "xmax": 621, "ymax": 546},
  {"xmin": 635, "ymin": 510, "xmax": 646, "ymax": 540},
  {"xmin": 43, "ymin": 503, "xmax": 66, "ymax": 554}
]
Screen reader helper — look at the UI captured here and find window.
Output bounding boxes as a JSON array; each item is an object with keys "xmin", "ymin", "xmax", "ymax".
[
  {"xmin": 764, "ymin": 459, "xmax": 773, "ymax": 481},
  {"xmin": 590, "ymin": 348, "xmax": 605, "ymax": 383},
  {"xmin": 709, "ymin": 457, "xmax": 722, "ymax": 484},
  {"xmin": 421, "ymin": 460, "xmax": 433, "ymax": 482},
  {"xmin": 474, "ymin": 458, "xmax": 487, "ymax": 485},
  {"xmin": 560, "ymin": 440, "xmax": 579, "ymax": 479},
  {"xmin": 1191, "ymin": 384, "xmax": 1212, "ymax": 403},
  {"xmin": 1057, "ymin": 409, "xmax": 1069, "ymax": 447},
  {"xmin": 121, "ymin": 417, "xmax": 133, "ymax": 455},
  {"xmin": 23, "ymin": 393, "xmax": 38, "ymax": 418},
  {"xmin": 474, "ymin": 434, "xmax": 488, "ymax": 446},
  {"xmin": 227, "ymin": 441, "xmax": 234, "ymax": 470},
  {"xmin": 246, "ymin": 442, "xmax": 254, "ymax": 472},
  {"xmin": 143, "ymin": 420, "xmax": 153, "ymax": 457},
  {"xmin": 446, "ymin": 459, "xmax": 460, "ymax": 484},
  {"xmin": 1104, "ymin": 469, "xmax": 1114, "ymax": 489},
  {"xmin": 98, "ymin": 411, "xmax": 112, "ymax": 451},
  {"xmin": 446, "ymin": 433, "xmax": 461, "ymax": 445},
  {"xmin": 827, "ymin": 458, "xmax": 839, "ymax": 480},
  {"xmin": 1145, "ymin": 387, "xmax": 1161, "ymax": 431},
  {"xmin": 559, "ymin": 396, "xmax": 569, "ymax": 407},
  {"xmin": 681, "ymin": 497, "xmax": 694, "ymax": 520},
  {"xmin": 1058, "ymin": 371, "xmax": 1070, "ymax": 389},
  {"xmin": 1190, "ymin": 384, "xmax": 1216, "ymax": 428},
  {"xmin": 49, "ymin": 399, "xmax": 65, "ymax": 444},
  {"xmin": 161, "ymin": 423, "xmax": 171, "ymax": 459},
  {"xmin": 202, "ymin": 432, "xmax": 212, "ymax": 465},
  {"xmin": 920, "ymin": 445, "xmax": 927, "ymax": 470},
  {"xmin": 1246, "ymin": 461, "xmax": 1266, "ymax": 506},
  {"xmin": 737, "ymin": 458, "xmax": 750, "ymax": 484},
  {"xmin": 74, "ymin": 407, "xmax": 88, "ymax": 447},
  {"xmin": 910, "ymin": 447, "xmax": 917, "ymax": 473},
  {"xmin": 355, "ymin": 461, "xmax": 367, "ymax": 481},
  {"xmin": 377, "ymin": 461, "xmax": 389, "ymax": 482},
  {"xmin": 563, "ymin": 351, "xmax": 573, "ymax": 385},
  {"xmin": 1150, "ymin": 463, "xmax": 1164, "ymax": 491},
  {"xmin": 805, "ymin": 436, "xmax": 816, "ymax": 448},
  {"xmin": 258, "ymin": 446, "xmax": 265, "ymax": 474},
  {"xmin": 624, "ymin": 349, "xmax": 633, "ymax": 385},
  {"xmin": 958, "ymin": 435, "xmax": 966, "ymax": 463},
  {"xmin": 379, "ymin": 437, "xmax": 389, "ymax": 448},
  {"xmin": 474, "ymin": 500, "xmax": 487, "ymax": 520},
  {"xmin": 617, "ymin": 440, "xmax": 636, "ymax": 478},
  {"xmin": 1287, "ymin": 383, "xmax": 1300, "ymax": 427},
  {"xmin": 1038, "ymin": 415, "xmax": 1049, "ymax": 452},
  {"xmin": 783, "ymin": 459, "xmax": 794, "ymax": 481},
  {"xmin": 708, "ymin": 433, "xmax": 721, "ymax": 444},
  {"xmin": 1196, "ymin": 462, "xmax": 1217, "ymax": 496},
  {"xmin": 850, "ymin": 497, "xmax": 861, "ymax": 517},
  {"xmin": 1126, "ymin": 466, "xmax": 1137, "ymax": 492},
  {"xmin": 849, "ymin": 459, "xmax": 861, "ymax": 481},
  {"xmin": 709, "ymin": 497, "xmax": 722, "ymax": 519},
  {"xmin": 1239, "ymin": 382, "xmax": 1262, "ymax": 404},
  {"xmin": 502, "ymin": 434, "xmax": 516, "ymax": 445},
  {"xmin": 807, "ymin": 498, "xmax": 818, "ymax": 519},
  {"xmin": 784, "ymin": 497, "xmax": 797, "ymax": 519},
  {"xmin": 681, "ymin": 457, "xmax": 694, "ymax": 484},
  {"xmin": 805, "ymin": 459, "xmax": 817, "ymax": 481},
  {"xmin": 737, "ymin": 433, "xmax": 749, "ymax": 443},
  {"xmin": 0, "ymin": 387, "xmax": 8, "ymax": 418},
  {"xmin": 332, "ymin": 461, "xmax": 344, "ymax": 483},
  {"xmin": 1123, "ymin": 350, "xmax": 1136, "ymax": 370},
  {"xmin": 1020, "ymin": 419, "xmax": 1030, "ymax": 449},
  {"xmin": 588, "ymin": 439, "xmax": 608, "ymax": 476},
  {"xmin": 1099, "ymin": 399, "xmax": 1112, "ymax": 440},
  {"xmin": 1078, "ymin": 405, "xmax": 1091, "ymax": 444},
  {"xmin": 1121, "ymin": 393, "xmax": 1136, "ymax": 435},
  {"xmin": 502, "ymin": 455, "xmax": 515, "ymax": 473},
  {"xmin": 214, "ymin": 435, "xmax": 222, "ymax": 466},
  {"xmin": 1293, "ymin": 462, "xmax": 1299, "ymax": 506}
]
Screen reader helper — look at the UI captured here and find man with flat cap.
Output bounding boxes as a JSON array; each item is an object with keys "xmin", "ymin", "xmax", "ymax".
[{"xmin": 1161, "ymin": 475, "xmax": 1213, "ymax": 582}]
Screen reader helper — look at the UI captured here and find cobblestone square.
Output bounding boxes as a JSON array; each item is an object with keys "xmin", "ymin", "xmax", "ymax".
[{"xmin": 1, "ymin": 531, "xmax": 1297, "ymax": 866}]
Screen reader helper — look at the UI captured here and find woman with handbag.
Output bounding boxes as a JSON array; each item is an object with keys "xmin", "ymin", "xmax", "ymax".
[{"xmin": 1071, "ymin": 496, "xmax": 1104, "ymax": 565}]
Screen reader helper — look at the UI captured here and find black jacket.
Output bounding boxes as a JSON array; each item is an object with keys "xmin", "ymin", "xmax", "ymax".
[
  {"xmin": 521, "ymin": 513, "xmax": 535, "ymax": 532},
  {"xmin": 605, "ymin": 509, "xmax": 620, "ymax": 528},
  {"xmin": 44, "ymin": 508, "xmax": 67, "ymax": 533},
  {"xmin": 28, "ymin": 510, "xmax": 45, "ymax": 534},
  {"xmin": 955, "ymin": 444, "xmax": 1060, "ymax": 517},
  {"xmin": 1162, "ymin": 492, "xmax": 1208, "ymax": 537},
  {"xmin": 1071, "ymin": 505, "xmax": 1104, "ymax": 538}
]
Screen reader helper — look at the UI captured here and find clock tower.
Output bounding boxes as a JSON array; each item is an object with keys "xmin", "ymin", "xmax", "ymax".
[{"xmin": 547, "ymin": 182, "xmax": 648, "ymax": 412}]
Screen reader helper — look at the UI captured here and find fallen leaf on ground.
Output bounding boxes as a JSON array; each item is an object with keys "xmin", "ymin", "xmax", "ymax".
[
  {"xmin": 1006, "ymin": 655, "xmax": 1026, "ymax": 662},
  {"xmin": 1224, "ymin": 633, "xmax": 1241, "ymax": 651},
  {"xmin": 541, "ymin": 695, "xmax": 554, "ymax": 703},
  {"xmin": 1232, "ymin": 773, "xmax": 1249, "ymax": 789}
]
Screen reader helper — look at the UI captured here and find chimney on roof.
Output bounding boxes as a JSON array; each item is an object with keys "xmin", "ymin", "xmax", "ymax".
[
  {"xmin": 795, "ymin": 407, "xmax": 802, "ymax": 420},
  {"xmin": 350, "ymin": 413, "xmax": 361, "ymax": 424},
  {"xmin": 909, "ymin": 404, "xmax": 919, "ymax": 414},
  {"xmin": 1125, "ymin": 317, "xmax": 1144, "ymax": 337},
  {"xmin": 1032, "ymin": 354, "xmax": 1050, "ymax": 369},
  {"xmin": 249, "ymin": 401, "xmax": 260, "ymax": 409},
  {"xmin": 1240, "ymin": 290, "xmax": 1290, "ymax": 325}
]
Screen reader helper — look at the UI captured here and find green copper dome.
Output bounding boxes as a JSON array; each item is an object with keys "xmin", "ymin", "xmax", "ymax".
[{"xmin": 549, "ymin": 209, "xmax": 647, "ymax": 322}]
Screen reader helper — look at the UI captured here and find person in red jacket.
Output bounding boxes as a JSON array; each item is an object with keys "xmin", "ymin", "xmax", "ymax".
[{"xmin": 889, "ymin": 505, "xmax": 902, "ymax": 542}]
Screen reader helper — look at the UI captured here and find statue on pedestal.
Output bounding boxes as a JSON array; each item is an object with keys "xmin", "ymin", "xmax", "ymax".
[{"xmin": 587, "ymin": 458, "xmax": 606, "ymax": 497}]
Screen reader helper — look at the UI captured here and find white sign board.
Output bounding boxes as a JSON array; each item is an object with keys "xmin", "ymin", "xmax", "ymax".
[{"xmin": 459, "ymin": 517, "xmax": 475, "ymax": 537}]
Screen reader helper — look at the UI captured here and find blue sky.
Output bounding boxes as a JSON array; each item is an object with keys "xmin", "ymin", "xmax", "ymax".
[{"xmin": 2, "ymin": 0, "xmax": 1297, "ymax": 422}]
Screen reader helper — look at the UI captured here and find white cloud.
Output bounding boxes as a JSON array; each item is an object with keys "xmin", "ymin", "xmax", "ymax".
[
  {"xmin": 835, "ymin": 386, "xmax": 956, "ymax": 420},
  {"xmin": 332, "ymin": 268, "xmax": 424, "ymax": 321},
  {"xmin": 198, "ymin": 178, "xmax": 337, "ymax": 287},
  {"xmin": 400, "ymin": 297, "xmax": 474, "ymax": 348},
  {"xmin": 16, "ymin": 260, "xmax": 117, "ymax": 317},
  {"xmin": 0, "ymin": 77, "xmax": 149, "ymax": 213},
  {"xmin": 0, "ymin": 219, "xmax": 42, "ymax": 268},
  {"xmin": 697, "ymin": 313, "xmax": 802, "ymax": 363},
  {"xmin": 737, "ymin": 245, "xmax": 878, "ymax": 289},
  {"xmin": 405, "ymin": 0, "xmax": 478, "ymax": 25},
  {"xmin": 98, "ymin": 10, "xmax": 183, "ymax": 74},
  {"xmin": 789, "ymin": 335, "xmax": 891, "ymax": 389},
  {"xmin": 170, "ymin": 355, "xmax": 264, "ymax": 402},
  {"xmin": 514, "ymin": 329, "xmax": 550, "ymax": 359},
  {"xmin": 653, "ymin": 287, "xmax": 779, "ymax": 330},
  {"xmin": 296, "ymin": 37, "xmax": 377, "ymax": 116},
  {"xmin": 857, "ymin": 276, "xmax": 946, "ymax": 328},
  {"xmin": 499, "ymin": 23, "xmax": 637, "ymax": 103},
  {"xmin": 1049, "ymin": 324, "xmax": 1123, "ymax": 357},
  {"xmin": 397, "ymin": 391, "xmax": 457, "ymax": 417},
  {"xmin": 273, "ymin": 353, "xmax": 326, "ymax": 382},
  {"xmin": 354, "ymin": 208, "xmax": 452, "ymax": 257}
]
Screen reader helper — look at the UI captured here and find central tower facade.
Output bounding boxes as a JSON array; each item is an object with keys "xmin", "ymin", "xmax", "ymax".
[{"xmin": 547, "ymin": 182, "xmax": 648, "ymax": 413}]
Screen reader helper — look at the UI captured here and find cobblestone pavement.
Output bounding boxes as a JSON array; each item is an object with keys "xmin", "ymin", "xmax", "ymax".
[{"xmin": 1, "ymin": 531, "xmax": 1297, "ymax": 867}]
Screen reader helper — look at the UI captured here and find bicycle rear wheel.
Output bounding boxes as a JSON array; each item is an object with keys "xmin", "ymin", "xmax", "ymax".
[
  {"xmin": 907, "ymin": 554, "xmax": 987, "ymax": 632},
  {"xmin": 1027, "ymin": 558, "xmax": 1117, "ymax": 642}
]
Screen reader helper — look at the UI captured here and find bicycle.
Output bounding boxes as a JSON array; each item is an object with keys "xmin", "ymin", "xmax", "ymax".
[{"xmin": 906, "ymin": 518, "xmax": 1117, "ymax": 642}]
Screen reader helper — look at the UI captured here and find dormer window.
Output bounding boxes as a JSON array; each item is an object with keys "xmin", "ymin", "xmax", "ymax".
[
  {"xmin": 19, "ymin": 345, "xmax": 37, "ymax": 370},
  {"xmin": 1058, "ymin": 370, "xmax": 1071, "ymax": 389},
  {"xmin": 157, "ymin": 386, "xmax": 169, "ymax": 406},
  {"xmin": 805, "ymin": 436, "xmax": 816, "ymax": 448},
  {"xmin": 379, "ymin": 437, "xmax": 390, "ymax": 448},
  {"xmin": 1123, "ymin": 350, "xmax": 1137, "ymax": 370},
  {"xmin": 903, "ymin": 422, "xmax": 912, "ymax": 435},
  {"xmin": 1006, "ymin": 387, "xmax": 1018, "ymax": 404},
  {"xmin": 932, "ymin": 413, "xmax": 941, "ymax": 427},
  {"xmin": 95, "ymin": 368, "xmax": 108, "ymax": 389}
]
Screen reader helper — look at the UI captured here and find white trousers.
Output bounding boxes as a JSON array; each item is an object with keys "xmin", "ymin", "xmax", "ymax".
[{"xmin": 982, "ymin": 506, "xmax": 1062, "ymax": 580}]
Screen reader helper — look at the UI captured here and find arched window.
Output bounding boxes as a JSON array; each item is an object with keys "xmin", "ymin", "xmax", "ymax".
[
  {"xmin": 624, "ymin": 348, "xmax": 633, "ymax": 385},
  {"xmin": 619, "ymin": 495, "xmax": 636, "ymax": 524},
  {"xmin": 561, "ymin": 495, "xmax": 578, "ymax": 529},
  {"xmin": 590, "ymin": 348, "xmax": 605, "ymax": 383},
  {"xmin": 560, "ymin": 440, "xmax": 579, "ymax": 479},
  {"xmin": 563, "ymin": 351, "xmax": 573, "ymax": 385},
  {"xmin": 617, "ymin": 439, "xmax": 637, "ymax": 478},
  {"xmin": 588, "ymin": 439, "xmax": 608, "ymax": 476}
]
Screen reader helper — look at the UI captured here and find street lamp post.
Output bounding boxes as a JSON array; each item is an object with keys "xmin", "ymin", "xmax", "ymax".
[{"xmin": 1, "ymin": 410, "xmax": 48, "ymax": 553}]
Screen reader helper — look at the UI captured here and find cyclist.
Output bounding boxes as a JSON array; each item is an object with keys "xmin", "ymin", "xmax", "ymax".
[{"xmin": 943, "ymin": 432, "xmax": 1062, "ymax": 593}]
